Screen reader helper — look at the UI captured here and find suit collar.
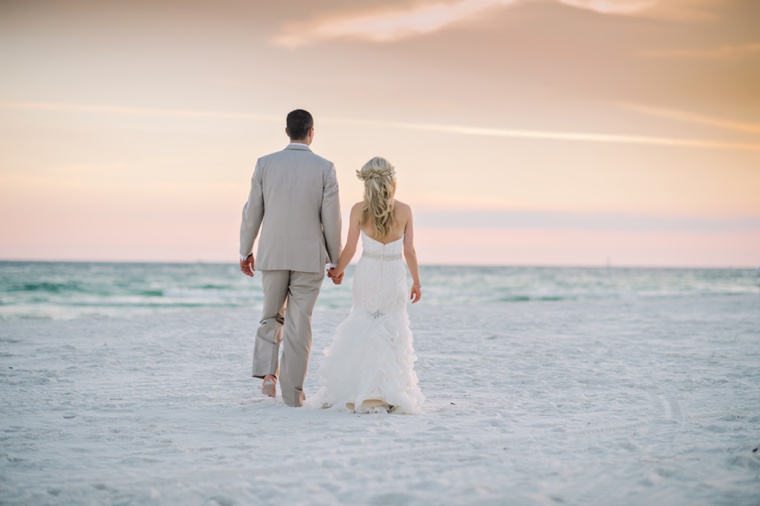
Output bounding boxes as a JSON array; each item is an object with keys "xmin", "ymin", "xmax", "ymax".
[{"xmin": 285, "ymin": 143, "xmax": 311, "ymax": 151}]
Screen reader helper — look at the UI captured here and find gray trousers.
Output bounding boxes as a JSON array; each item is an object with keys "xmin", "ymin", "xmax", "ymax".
[{"xmin": 252, "ymin": 269, "xmax": 324, "ymax": 407}]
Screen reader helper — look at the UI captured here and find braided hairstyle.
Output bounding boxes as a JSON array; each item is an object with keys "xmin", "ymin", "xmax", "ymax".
[{"xmin": 356, "ymin": 157, "xmax": 397, "ymax": 238}]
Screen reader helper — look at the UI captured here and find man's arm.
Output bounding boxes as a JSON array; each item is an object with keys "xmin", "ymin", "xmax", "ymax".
[
  {"xmin": 240, "ymin": 159, "xmax": 265, "ymax": 262},
  {"xmin": 321, "ymin": 163, "xmax": 342, "ymax": 265}
]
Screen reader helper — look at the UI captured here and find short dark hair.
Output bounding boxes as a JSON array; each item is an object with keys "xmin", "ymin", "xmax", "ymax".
[{"xmin": 286, "ymin": 109, "xmax": 313, "ymax": 140}]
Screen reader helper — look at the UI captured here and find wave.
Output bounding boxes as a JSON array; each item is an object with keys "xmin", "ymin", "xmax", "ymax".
[
  {"xmin": 1, "ymin": 262, "xmax": 757, "ymax": 320},
  {"xmin": 6, "ymin": 281, "xmax": 89, "ymax": 293},
  {"xmin": 495, "ymin": 295, "xmax": 578, "ymax": 303},
  {"xmin": 497, "ymin": 295, "xmax": 532, "ymax": 302}
]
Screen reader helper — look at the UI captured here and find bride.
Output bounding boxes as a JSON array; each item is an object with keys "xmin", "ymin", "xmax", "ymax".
[{"xmin": 308, "ymin": 156, "xmax": 425, "ymax": 414}]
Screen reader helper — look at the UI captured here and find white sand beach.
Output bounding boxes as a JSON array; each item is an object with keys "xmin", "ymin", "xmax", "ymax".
[{"xmin": 1, "ymin": 290, "xmax": 759, "ymax": 505}]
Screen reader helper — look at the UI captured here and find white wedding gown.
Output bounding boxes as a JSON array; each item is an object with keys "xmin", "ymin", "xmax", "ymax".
[{"xmin": 307, "ymin": 231, "xmax": 424, "ymax": 414}]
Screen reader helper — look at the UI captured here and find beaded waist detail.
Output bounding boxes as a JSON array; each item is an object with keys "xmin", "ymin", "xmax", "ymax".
[{"xmin": 362, "ymin": 251, "xmax": 402, "ymax": 261}]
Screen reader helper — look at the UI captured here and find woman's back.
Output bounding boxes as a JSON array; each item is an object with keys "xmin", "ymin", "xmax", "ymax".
[{"xmin": 359, "ymin": 200, "xmax": 411, "ymax": 245}]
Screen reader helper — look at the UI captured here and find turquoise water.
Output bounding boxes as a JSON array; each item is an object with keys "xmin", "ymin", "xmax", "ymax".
[{"xmin": 0, "ymin": 261, "xmax": 757, "ymax": 320}]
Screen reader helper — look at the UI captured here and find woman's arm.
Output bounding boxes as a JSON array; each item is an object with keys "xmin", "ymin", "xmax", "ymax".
[
  {"xmin": 402, "ymin": 205, "xmax": 422, "ymax": 303},
  {"xmin": 331, "ymin": 203, "xmax": 362, "ymax": 278}
]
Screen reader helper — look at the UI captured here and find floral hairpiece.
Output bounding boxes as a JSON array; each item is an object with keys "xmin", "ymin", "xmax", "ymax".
[{"xmin": 356, "ymin": 168, "xmax": 396, "ymax": 181}]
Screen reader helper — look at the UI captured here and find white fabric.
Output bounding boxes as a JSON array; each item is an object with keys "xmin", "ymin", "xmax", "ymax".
[{"xmin": 307, "ymin": 231, "xmax": 424, "ymax": 414}]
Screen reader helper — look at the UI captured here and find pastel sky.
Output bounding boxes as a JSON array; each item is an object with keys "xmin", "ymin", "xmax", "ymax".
[{"xmin": 0, "ymin": 0, "xmax": 758, "ymax": 266}]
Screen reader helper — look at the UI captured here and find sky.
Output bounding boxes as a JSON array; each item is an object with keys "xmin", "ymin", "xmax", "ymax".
[{"xmin": 0, "ymin": 0, "xmax": 758, "ymax": 266}]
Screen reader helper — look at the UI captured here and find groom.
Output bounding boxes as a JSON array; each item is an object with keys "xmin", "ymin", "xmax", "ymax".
[{"xmin": 239, "ymin": 109, "xmax": 342, "ymax": 407}]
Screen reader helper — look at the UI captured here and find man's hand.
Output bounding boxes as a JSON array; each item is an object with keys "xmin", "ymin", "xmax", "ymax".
[
  {"xmin": 327, "ymin": 267, "xmax": 344, "ymax": 285},
  {"xmin": 240, "ymin": 255, "xmax": 255, "ymax": 277}
]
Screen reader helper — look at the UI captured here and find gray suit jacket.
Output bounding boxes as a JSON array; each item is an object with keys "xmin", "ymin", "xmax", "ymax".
[{"xmin": 239, "ymin": 144, "xmax": 342, "ymax": 273}]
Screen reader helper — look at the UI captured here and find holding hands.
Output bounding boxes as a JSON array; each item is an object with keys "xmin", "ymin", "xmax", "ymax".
[{"xmin": 327, "ymin": 267, "xmax": 344, "ymax": 285}]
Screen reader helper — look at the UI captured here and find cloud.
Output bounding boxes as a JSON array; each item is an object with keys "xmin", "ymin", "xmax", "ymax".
[
  {"xmin": 0, "ymin": 101, "xmax": 281, "ymax": 123},
  {"xmin": 555, "ymin": 0, "xmax": 655, "ymax": 15},
  {"xmin": 327, "ymin": 116, "xmax": 760, "ymax": 151},
  {"xmin": 4, "ymin": 101, "xmax": 759, "ymax": 151},
  {"xmin": 639, "ymin": 42, "xmax": 760, "ymax": 59},
  {"xmin": 347, "ymin": 118, "xmax": 760, "ymax": 151},
  {"xmin": 560, "ymin": 0, "xmax": 726, "ymax": 21},
  {"xmin": 617, "ymin": 102, "xmax": 760, "ymax": 135},
  {"xmin": 270, "ymin": 0, "xmax": 680, "ymax": 48},
  {"xmin": 272, "ymin": 0, "xmax": 518, "ymax": 48}
]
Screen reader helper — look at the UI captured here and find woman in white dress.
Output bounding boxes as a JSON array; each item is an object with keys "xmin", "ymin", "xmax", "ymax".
[{"xmin": 309, "ymin": 156, "xmax": 424, "ymax": 414}]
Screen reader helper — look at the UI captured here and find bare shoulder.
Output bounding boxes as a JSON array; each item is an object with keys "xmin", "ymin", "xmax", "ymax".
[
  {"xmin": 350, "ymin": 202, "xmax": 363, "ymax": 222},
  {"xmin": 394, "ymin": 200, "xmax": 413, "ymax": 217}
]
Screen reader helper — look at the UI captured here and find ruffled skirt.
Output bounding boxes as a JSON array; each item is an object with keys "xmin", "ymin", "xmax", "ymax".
[{"xmin": 307, "ymin": 305, "xmax": 424, "ymax": 414}]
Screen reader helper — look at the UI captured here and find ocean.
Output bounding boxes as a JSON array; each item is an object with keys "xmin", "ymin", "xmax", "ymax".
[
  {"xmin": 0, "ymin": 261, "xmax": 757, "ymax": 320},
  {"xmin": 2, "ymin": 260, "xmax": 759, "ymax": 504}
]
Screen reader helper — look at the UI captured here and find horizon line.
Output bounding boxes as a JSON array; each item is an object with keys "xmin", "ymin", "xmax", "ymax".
[{"xmin": 0, "ymin": 258, "xmax": 756, "ymax": 270}]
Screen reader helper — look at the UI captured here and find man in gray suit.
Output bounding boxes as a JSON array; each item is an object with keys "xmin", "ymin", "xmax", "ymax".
[{"xmin": 239, "ymin": 109, "xmax": 342, "ymax": 407}]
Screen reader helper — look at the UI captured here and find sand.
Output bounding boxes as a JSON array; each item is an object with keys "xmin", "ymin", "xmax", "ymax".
[{"xmin": 1, "ymin": 294, "xmax": 759, "ymax": 505}]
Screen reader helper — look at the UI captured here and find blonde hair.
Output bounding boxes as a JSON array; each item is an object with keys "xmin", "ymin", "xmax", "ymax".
[{"xmin": 356, "ymin": 157, "xmax": 397, "ymax": 238}]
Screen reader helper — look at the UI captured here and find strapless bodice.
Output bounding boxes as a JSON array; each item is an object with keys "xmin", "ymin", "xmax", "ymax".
[{"xmin": 361, "ymin": 231, "xmax": 403, "ymax": 261}]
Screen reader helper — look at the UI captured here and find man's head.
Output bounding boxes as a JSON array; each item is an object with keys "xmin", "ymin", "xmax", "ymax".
[{"xmin": 286, "ymin": 109, "xmax": 314, "ymax": 144}]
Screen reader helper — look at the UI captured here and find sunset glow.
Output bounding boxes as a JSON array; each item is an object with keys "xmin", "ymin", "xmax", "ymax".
[{"xmin": 0, "ymin": 0, "xmax": 758, "ymax": 266}]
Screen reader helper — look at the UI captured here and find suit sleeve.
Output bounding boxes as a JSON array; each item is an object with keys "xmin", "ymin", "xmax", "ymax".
[
  {"xmin": 321, "ymin": 163, "xmax": 342, "ymax": 265},
  {"xmin": 239, "ymin": 159, "xmax": 264, "ymax": 259}
]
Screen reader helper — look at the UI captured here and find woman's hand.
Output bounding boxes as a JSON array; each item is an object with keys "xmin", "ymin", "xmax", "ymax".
[
  {"xmin": 410, "ymin": 284, "xmax": 421, "ymax": 303},
  {"xmin": 327, "ymin": 267, "xmax": 344, "ymax": 285}
]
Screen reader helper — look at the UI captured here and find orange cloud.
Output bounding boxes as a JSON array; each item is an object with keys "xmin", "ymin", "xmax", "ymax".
[
  {"xmin": 616, "ymin": 102, "xmax": 760, "ymax": 135},
  {"xmin": 272, "ymin": 0, "xmax": 519, "ymax": 48},
  {"xmin": 556, "ymin": 0, "xmax": 655, "ymax": 15},
  {"xmin": 355, "ymin": 118, "xmax": 760, "ymax": 151},
  {"xmin": 271, "ymin": 0, "xmax": 720, "ymax": 48}
]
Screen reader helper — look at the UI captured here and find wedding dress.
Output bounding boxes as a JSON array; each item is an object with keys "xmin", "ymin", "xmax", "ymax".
[{"xmin": 308, "ymin": 231, "xmax": 424, "ymax": 414}]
